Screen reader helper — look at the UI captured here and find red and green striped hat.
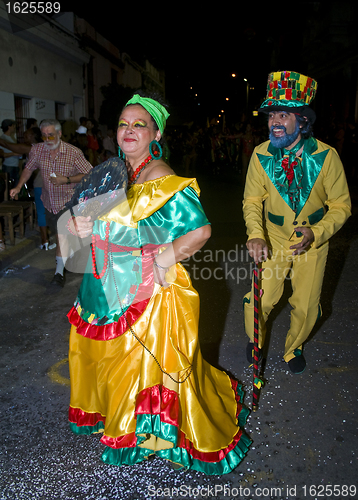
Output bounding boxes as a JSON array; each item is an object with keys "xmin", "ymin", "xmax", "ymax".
[{"xmin": 259, "ymin": 70, "xmax": 318, "ymax": 123}]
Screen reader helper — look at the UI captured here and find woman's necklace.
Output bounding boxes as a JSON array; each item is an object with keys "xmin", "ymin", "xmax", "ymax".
[
  {"xmin": 90, "ymin": 218, "xmax": 192, "ymax": 383},
  {"xmin": 91, "ymin": 221, "xmax": 110, "ymax": 279},
  {"xmin": 91, "ymin": 151, "xmax": 157, "ymax": 279},
  {"xmin": 128, "ymin": 153, "xmax": 154, "ymax": 185},
  {"xmin": 108, "ymin": 250, "xmax": 192, "ymax": 384}
]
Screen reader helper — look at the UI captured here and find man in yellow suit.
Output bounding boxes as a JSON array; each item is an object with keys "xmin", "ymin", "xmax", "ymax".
[{"xmin": 243, "ymin": 71, "xmax": 351, "ymax": 374}]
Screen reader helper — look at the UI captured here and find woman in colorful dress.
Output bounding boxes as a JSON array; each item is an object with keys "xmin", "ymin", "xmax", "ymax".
[{"xmin": 65, "ymin": 93, "xmax": 251, "ymax": 474}]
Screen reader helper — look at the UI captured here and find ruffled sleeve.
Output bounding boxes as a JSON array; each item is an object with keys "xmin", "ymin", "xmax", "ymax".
[
  {"xmin": 138, "ymin": 184, "xmax": 210, "ymax": 246},
  {"xmin": 100, "ymin": 175, "xmax": 210, "ymax": 245}
]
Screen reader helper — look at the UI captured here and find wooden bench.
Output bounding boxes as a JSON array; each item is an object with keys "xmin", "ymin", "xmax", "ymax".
[{"xmin": 0, "ymin": 204, "xmax": 24, "ymax": 245}]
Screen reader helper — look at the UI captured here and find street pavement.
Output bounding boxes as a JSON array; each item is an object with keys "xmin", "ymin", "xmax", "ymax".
[{"xmin": 0, "ymin": 168, "xmax": 357, "ymax": 500}]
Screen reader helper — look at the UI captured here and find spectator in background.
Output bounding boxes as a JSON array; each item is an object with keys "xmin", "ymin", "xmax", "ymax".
[
  {"xmin": 76, "ymin": 117, "xmax": 88, "ymax": 134},
  {"xmin": 9, "ymin": 119, "xmax": 92, "ymax": 287},
  {"xmin": 342, "ymin": 119, "xmax": 358, "ymax": 183},
  {"xmin": 86, "ymin": 119, "xmax": 100, "ymax": 165},
  {"xmin": 72, "ymin": 118, "xmax": 89, "ymax": 159},
  {"xmin": 102, "ymin": 128, "xmax": 117, "ymax": 156},
  {"xmin": 26, "ymin": 118, "xmax": 38, "ymax": 130},
  {"xmin": 0, "ymin": 223, "xmax": 4, "ymax": 251},
  {"xmin": 0, "ymin": 127, "xmax": 49, "ymax": 249},
  {"xmin": 0, "ymin": 148, "xmax": 4, "ymax": 251},
  {"xmin": 0, "ymin": 119, "xmax": 22, "ymax": 187},
  {"xmin": 240, "ymin": 123, "xmax": 255, "ymax": 182}
]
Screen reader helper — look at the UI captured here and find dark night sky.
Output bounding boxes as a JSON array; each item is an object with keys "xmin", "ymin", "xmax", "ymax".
[{"xmin": 68, "ymin": 3, "xmax": 321, "ymax": 123}]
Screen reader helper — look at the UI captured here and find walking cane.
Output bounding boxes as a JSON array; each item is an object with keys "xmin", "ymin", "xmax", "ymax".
[{"xmin": 252, "ymin": 262, "xmax": 264, "ymax": 412}]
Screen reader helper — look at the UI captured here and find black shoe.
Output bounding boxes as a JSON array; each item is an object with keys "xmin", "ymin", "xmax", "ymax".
[
  {"xmin": 50, "ymin": 272, "xmax": 65, "ymax": 287},
  {"xmin": 287, "ymin": 351, "xmax": 306, "ymax": 374},
  {"xmin": 246, "ymin": 341, "xmax": 262, "ymax": 364}
]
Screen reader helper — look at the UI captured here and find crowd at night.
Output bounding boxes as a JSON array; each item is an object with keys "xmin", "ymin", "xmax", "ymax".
[
  {"xmin": 60, "ymin": 113, "xmax": 358, "ymax": 191},
  {"xmin": 163, "ymin": 115, "xmax": 358, "ymax": 187}
]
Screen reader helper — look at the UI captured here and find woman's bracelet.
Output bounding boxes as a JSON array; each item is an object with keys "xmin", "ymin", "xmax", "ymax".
[{"xmin": 154, "ymin": 259, "xmax": 169, "ymax": 271}]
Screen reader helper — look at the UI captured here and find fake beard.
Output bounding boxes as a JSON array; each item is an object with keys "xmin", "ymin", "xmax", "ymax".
[{"xmin": 269, "ymin": 121, "xmax": 301, "ymax": 149}]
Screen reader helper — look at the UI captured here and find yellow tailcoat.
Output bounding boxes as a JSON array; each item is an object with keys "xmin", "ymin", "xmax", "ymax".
[{"xmin": 243, "ymin": 139, "xmax": 351, "ymax": 361}]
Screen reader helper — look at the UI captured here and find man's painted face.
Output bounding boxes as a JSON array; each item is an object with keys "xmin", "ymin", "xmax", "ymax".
[{"xmin": 268, "ymin": 111, "xmax": 301, "ymax": 149}]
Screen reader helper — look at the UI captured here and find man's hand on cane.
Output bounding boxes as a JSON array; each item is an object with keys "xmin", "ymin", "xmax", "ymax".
[{"xmin": 247, "ymin": 238, "xmax": 269, "ymax": 264}]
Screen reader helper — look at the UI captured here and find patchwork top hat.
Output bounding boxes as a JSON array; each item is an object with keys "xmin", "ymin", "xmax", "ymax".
[{"xmin": 258, "ymin": 70, "xmax": 318, "ymax": 123}]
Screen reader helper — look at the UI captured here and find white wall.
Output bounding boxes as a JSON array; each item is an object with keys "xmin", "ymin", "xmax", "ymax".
[
  {"xmin": 0, "ymin": 15, "xmax": 88, "ymax": 129},
  {"xmin": 0, "ymin": 91, "xmax": 15, "ymax": 126},
  {"xmin": 0, "ymin": 30, "xmax": 84, "ymax": 102}
]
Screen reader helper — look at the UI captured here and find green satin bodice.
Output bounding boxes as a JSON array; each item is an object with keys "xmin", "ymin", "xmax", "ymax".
[{"xmin": 74, "ymin": 177, "xmax": 209, "ymax": 326}]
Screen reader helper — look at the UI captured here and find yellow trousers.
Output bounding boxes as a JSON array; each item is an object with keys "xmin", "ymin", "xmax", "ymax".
[{"xmin": 243, "ymin": 235, "xmax": 329, "ymax": 362}]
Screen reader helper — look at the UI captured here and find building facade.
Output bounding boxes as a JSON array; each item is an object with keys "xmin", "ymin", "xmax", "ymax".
[
  {"xmin": 0, "ymin": 8, "xmax": 165, "ymax": 141},
  {"xmin": 0, "ymin": 8, "xmax": 90, "ymax": 140}
]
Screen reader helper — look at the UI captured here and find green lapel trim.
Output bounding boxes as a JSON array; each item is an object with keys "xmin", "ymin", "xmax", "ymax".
[{"xmin": 258, "ymin": 138, "xmax": 329, "ymax": 216}]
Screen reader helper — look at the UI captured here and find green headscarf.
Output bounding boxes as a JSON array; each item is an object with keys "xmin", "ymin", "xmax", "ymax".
[{"xmin": 125, "ymin": 94, "xmax": 170, "ymax": 135}]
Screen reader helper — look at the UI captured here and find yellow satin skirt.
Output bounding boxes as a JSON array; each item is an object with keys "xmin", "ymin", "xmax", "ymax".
[{"xmin": 68, "ymin": 264, "xmax": 251, "ymax": 474}]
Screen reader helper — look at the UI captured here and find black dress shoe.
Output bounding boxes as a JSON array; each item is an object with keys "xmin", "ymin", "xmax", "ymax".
[
  {"xmin": 287, "ymin": 351, "xmax": 306, "ymax": 374},
  {"xmin": 246, "ymin": 341, "xmax": 262, "ymax": 364},
  {"xmin": 50, "ymin": 272, "xmax": 65, "ymax": 287}
]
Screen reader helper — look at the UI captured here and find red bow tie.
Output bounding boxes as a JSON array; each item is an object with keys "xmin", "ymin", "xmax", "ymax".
[{"xmin": 281, "ymin": 156, "xmax": 298, "ymax": 186}]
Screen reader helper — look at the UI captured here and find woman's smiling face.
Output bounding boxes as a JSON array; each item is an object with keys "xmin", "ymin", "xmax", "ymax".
[{"xmin": 117, "ymin": 105, "xmax": 161, "ymax": 158}]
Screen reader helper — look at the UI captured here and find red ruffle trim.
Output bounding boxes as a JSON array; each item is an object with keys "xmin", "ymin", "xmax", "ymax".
[
  {"xmin": 176, "ymin": 427, "xmax": 245, "ymax": 463},
  {"xmin": 67, "ymin": 242, "xmax": 166, "ymax": 341},
  {"xmin": 69, "ymin": 407, "xmax": 106, "ymax": 427},
  {"xmin": 67, "ymin": 298, "xmax": 150, "ymax": 341},
  {"xmin": 135, "ymin": 384, "xmax": 180, "ymax": 427},
  {"xmin": 69, "ymin": 381, "xmax": 245, "ymax": 462},
  {"xmin": 99, "ymin": 425, "xmax": 244, "ymax": 463}
]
